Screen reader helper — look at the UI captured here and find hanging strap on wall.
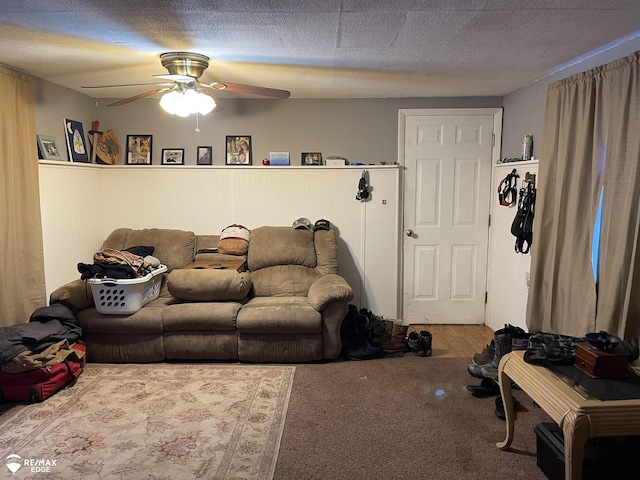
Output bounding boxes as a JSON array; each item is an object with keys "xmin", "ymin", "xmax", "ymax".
[
  {"xmin": 498, "ymin": 169, "xmax": 519, "ymax": 206},
  {"xmin": 511, "ymin": 175, "xmax": 537, "ymax": 254}
]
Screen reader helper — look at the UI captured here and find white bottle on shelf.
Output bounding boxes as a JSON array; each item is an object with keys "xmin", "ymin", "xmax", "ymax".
[{"xmin": 522, "ymin": 135, "xmax": 533, "ymax": 161}]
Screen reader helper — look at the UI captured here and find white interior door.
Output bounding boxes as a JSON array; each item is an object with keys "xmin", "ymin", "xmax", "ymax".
[{"xmin": 400, "ymin": 109, "xmax": 500, "ymax": 324}]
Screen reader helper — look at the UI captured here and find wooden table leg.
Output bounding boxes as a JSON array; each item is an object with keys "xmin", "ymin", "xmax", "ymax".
[
  {"xmin": 496, "ymin": 354, "xmax": 514, "ymax": 450},
  {"xmin": 562, "ymin": 410, "xmax": 589, "ymax": 480}
]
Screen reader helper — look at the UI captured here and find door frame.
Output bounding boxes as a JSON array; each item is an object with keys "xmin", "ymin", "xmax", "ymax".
[{"xmin": 397, "ymin": 108, "xmax": 503, "ymax": 322}]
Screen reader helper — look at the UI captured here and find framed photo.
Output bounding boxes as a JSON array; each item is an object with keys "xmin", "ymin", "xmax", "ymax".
[
  {"xmin": 302, "ymin": 152, "xmax": 322, "ymax": 166},
  {"xmin": 161, "ymin": 148, "xmax": 185, "ymax": 165},
  {"xmin": 88, "ymin": 129, "xmax": 121, "ymax": 165},
  {"xmin": 197, "ymin": 146, "xmax": 213, "ymax": 165},
  {"xmin": 37, "ymin": 134, "xmax": 63, "ymax": 161},
  {"xmin": 226, "ymin": 136, "xmax": 252, "ymax": 165},
  {"xmin": 63, "ymin": 118, "xmax": 89, "ymax": 162},
  {"xmin": 126, "ymin": 135, "xmax": 153, "ymax": 165}
]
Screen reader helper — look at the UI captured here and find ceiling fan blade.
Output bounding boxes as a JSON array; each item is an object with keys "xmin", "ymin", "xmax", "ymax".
[
  {"xmin": 82, "ymin": 82, "xmax": 173, "ymax": 89},
  {"xmin": 152, "ymin": 73, "xmax": 196, "ymax": 83},
  {"xmin": 107, "ymin": 87, "xmax": 172, "ymax": 107},
  {"xmin": 206, "ymin": 81, "xmax": 290, "ymax": 98}
]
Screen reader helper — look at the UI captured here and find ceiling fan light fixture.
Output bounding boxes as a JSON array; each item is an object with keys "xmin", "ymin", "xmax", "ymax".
[
  {"xmin": 160, "ymin": 88, "xmax": 216, "ymax": 116},
  {"xmin": 87, "ymin": 51, "xmax": 289, "ymax": 109},
  {"xmin": 197, "ymin": 93, "xmax": 216, "ymax": 115}
]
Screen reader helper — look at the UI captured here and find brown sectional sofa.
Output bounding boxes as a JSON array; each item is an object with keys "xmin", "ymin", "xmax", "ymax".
[{"xmin": 50, "ymin": 225, "xmax": 354, "ymax": 363}]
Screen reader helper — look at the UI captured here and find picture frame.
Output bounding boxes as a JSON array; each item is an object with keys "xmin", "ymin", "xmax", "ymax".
[
  {"xmin": 126, "ymin": 135, "xmax": 153, "ymax": 165},
  {"xmin": 161, "ymin": 148, "xmax": 185, "ymax": 165},
  {"xmin": 302, "ymin": 152, "xmax": 322, "ymax": 166},
  {"xmin": 197, "ymin": 146, "xmax": 213, "ymax": 165},
  {"xmin": 269, "ymin": 151, "xmax": 290, "ymax": 166},
  {"xmin": 63, "ymin": 118, "xmax": 89, "ymax": 162},
  {"xmin": 36, "ymin": 134, "xmax": 63, "ymax": 161},
  {"xmin": 88, "ymin": 129, "xmax": 121, "ymax": 165},
  {"xmin": 226, "ymin": 136, "xmax": 252, "ymax": 165}
]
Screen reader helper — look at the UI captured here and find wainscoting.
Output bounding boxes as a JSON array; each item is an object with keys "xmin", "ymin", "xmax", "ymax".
[{"xmin": 38, "ymin": 162, "xmax": 401, "ymax": 318}]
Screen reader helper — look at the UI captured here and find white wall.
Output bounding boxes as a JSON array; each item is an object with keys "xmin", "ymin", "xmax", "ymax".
[
  {"xmin": 486, "ymin": 161, "xmax": 539, "ymax": 332},
  {"xmin": 39, "ymin": 162, "xmax": 400, "ymax": 319}
]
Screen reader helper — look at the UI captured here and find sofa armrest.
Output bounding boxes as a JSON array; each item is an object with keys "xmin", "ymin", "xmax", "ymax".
[
  {"xmin": 307, "ymin": 274, "xmax": 353, "ymax": 312},
  {"xmin": 49, "ymin": 279, "xmax": 95, "ymax": 312}
]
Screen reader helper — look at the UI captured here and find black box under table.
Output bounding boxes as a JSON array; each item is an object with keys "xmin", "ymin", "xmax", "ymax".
[{"xmin": 534, "ymin": 422, "xmax": 640, "ymax": 480}]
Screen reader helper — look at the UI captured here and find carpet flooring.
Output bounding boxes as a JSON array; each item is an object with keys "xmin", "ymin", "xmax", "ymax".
[
  {"xmin": 274, "ymin": 355, "xmax": 553, "ymax": 480},
  {"xmin": 0, "ymin": 363, "xmax": 294, "ymax": 479},
  {"xmin": 1, "ymin": 355, "xmax": 555, "ymax": 480}
]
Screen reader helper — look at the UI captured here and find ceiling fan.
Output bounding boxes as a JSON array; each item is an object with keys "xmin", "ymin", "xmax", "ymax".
[{"xmin": 81, "ymin": 52, "xmax": 291, "ymax": 111}]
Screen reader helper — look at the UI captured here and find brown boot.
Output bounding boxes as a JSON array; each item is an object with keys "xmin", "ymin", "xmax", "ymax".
[
  {"xmin": 372, "ymin": 320, "xmax": 394, "ymax": 346},
  {"xmin": 382, "ymin": 323, "xmax": 408, "ymax": 355}
]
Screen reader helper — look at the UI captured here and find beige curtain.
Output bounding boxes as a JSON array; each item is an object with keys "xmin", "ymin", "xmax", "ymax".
[
  {"xmin": 0, "ymin": 65, "xmax": 45, "ymax": 327},
  {"xmin": 527, "ymin": 51, "xmax": 640, "ymax": 338},
  {"xmin": 597, "ymin": 53, "xmax": 640, "ymax": 339}
]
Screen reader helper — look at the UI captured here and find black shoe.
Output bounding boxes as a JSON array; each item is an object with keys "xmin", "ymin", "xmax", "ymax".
[
  {"xmin": 408, "ymin": 331, "xmax": 432, "ymax": 357},
  {"xmin": 419, "ymin": 330, "xmax": 433, "ymax": 357},
  {"xmin": 472, "ymin": 340, "xmax": 495, "ymax": 365},
  {"xmin": 465, "ymin": 378, "xmax": 500, "ymax": 398},
  {"xmin": 344, "ymin": 342, "xmax": 384, "ymax": 361},
  {"xmin": 407, "ymin": 331, "xmax": 423, "ymax": 356},
  {"xmin": 495, "ymin": 394, "xmax": 520, "ymax": 421}
]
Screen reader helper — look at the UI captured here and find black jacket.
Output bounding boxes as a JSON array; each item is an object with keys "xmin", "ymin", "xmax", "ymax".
[{"xmin": 0, "ymin": 304, "xmax": 82, "ymax": 364}]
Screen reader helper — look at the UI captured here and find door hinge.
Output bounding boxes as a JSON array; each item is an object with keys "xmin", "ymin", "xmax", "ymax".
[
  {"xmin": 488, "ymin": 214, "xmax": 491, "ymax": 227},
  {"xmin": 485, "ymin": 291, "xmax": 488, "ymax": 304},
  {"xmin": 491, "ymin": 133, "xmax": 495, "ymax": 148}
]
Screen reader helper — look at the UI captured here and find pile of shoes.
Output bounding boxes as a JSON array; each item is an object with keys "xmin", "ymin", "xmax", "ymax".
[
  {"xmin": 341, "ymin": 305, "xmax": 410, "ymax": 360},
  {"xmin": 340, "ymin": 304, "xmax": 435, "ymax": 360},
  {"xmin": 407, "ymin": 330, "xmax": 433, "ymax": 357},
  {"xmin": 370, "ymin": 318, "xmax": 410, "ymax": 357},
  {"xmin": 467, "ymin": 324, "xmax": 530, "ymax": 382},
  {"xmin": 465, "ymin": 324, "xmax": 529, "ymax": 420}
]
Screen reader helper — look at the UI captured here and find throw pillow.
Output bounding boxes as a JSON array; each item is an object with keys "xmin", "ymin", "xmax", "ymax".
[{"xmin": 217, "ymin": 224, "xmax": 251, "ymax": 255}]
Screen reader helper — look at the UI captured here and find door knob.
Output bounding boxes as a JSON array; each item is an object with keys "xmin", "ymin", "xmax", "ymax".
[{"xmin": 406, "ymin": 229, "xmax": 414, "ymax": 237}]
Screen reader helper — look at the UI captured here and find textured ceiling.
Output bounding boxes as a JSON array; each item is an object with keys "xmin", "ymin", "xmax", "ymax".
[{"xmin": 1, "ymin": 0, "xmax": 640, "ymax": 100}]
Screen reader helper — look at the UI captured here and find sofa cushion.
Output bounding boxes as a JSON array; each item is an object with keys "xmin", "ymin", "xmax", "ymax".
[
  {"xmin": 50, "ymin": 279, "xmax": 95, "ymax": 311},
  {"xmin": 77, "ymin": 306, "xmax": 165, "ymax": 334},
  {"xmin": 163, "ymin": 303, "xmax": 241, "ymax": 331},
  {"xmin": 237, "ymin": 297, "xmax": 322, "ymax": 334},
  {"xmin": 250, "ymin": 265, "xmax": 319, "ymax": 297},
  {"xmin": 102, "ymin": 228, "xmax": 196, "ymax": 272},
  {"xmin": 166, "ymin": 270, "xmax": 251, "ymax": 301},
  {"xmin": 248, "ymin": 226, "xmax": 316, "ymax": 270},
  {"xmin": 195, "ymin": 234, "xmax": 219, "ymax": 252},
  {"xmin": 313, "ymin": 229, "xmax": 340, "ymax": 275}
]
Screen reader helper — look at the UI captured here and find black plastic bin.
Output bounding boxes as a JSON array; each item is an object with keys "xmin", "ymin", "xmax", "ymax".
[{"xmin": 534, "ymin": 422, "xmax": 640, "ymax": 480}]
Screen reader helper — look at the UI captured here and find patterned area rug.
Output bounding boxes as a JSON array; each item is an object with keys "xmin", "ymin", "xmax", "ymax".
[{"xmin": 0, "ymin": 363, "xmax": 295, "ymax": 479}]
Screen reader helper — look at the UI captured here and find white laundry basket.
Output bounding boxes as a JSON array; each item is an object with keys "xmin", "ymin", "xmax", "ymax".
[{"xmin": 87, "ymin": 265, "xmax": 167, "ymax": 315}]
